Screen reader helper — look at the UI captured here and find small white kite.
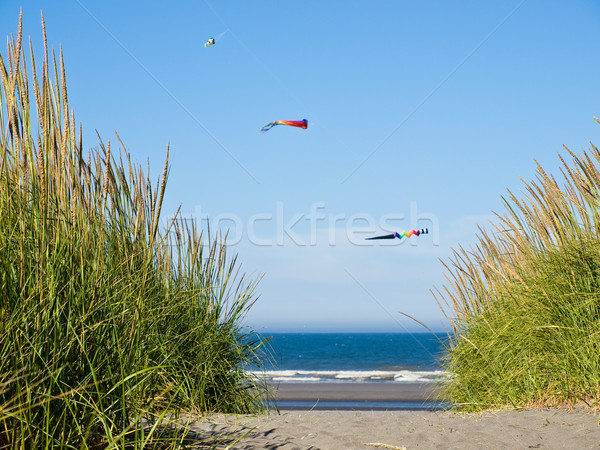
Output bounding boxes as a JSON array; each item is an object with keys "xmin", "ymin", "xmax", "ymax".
[{"xmin": 204, "ymin": 29, "xmax": 229, "ymax": 47}]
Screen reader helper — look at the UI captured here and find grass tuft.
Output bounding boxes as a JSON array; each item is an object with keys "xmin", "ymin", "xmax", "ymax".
[
  {"xmin": 0, "ymin": 13, "xmax": 270, "ymax": 448},
  {"xmin": 435, "ymin": 129, "xmax": 600, "ymax": 412}
]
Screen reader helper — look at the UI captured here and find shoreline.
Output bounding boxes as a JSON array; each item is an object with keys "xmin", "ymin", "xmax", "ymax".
[
  {"xmin": 267, "ymin": 381, "xmax": 448, "ymax": 410},
  {"xmin": 271, "ymin": 381, "xmax": 444, "ymax": 402}
]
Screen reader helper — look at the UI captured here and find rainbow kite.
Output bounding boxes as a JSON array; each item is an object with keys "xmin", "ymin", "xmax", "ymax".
[
  {"xmin": 366, "ymin": 229, "xmax": 429, "ymax": 240},
  {"xmin": 261, "ymin": 119, "xmax": 308, "ymax": 133}
]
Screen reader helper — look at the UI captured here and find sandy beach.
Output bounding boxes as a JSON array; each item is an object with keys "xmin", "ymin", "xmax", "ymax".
[
  {"xmin": 171, "ymin": 383, "xmax": 600, "ymax": 449},
  {"xmin": 184, "ymin": 407, "xmax": 600, "ymax": 449}
]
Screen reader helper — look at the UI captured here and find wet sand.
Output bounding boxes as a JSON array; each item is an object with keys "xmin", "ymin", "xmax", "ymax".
[{"xmin": 273, "ymin": 382, "xmax": 442, "ymax": 403}]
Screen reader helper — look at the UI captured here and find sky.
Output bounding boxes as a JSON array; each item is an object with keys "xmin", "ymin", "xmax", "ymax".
[{"xmin": 2, "ymin": 1, "xmax": 600, "ymax": 333}]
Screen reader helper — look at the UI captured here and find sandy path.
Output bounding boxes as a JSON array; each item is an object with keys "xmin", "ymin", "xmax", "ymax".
[{"xmin": 178, "ymin": 406, "xmax": 600, "ymax": 449}]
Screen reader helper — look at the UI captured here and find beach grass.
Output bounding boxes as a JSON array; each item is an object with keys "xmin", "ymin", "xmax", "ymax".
[
  {"xmin": 0, "ymin": 13, "xmax": 269, "ymax": 448},
  {"xmin": 435, "ymin": 126, "xmax": 600, "ymax": 411}
]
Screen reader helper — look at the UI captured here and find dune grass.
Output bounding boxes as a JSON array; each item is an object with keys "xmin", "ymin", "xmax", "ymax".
[
  {"xmin": 0, "ymin": 13, "xmax": 270, "ymax": 448},
  {"xmin": 435, "ymin": 126, "xmax": 600, "ymax": 411}
]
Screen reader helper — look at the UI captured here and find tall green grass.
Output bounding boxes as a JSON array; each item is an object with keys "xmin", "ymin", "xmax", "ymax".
[
  {"xmin": 435, "ymin": 127, "xmax": 600, "ymax": 411},
  {"xmin": 0, "ymin": 13, "xmax": 269, "ymax": 448}
]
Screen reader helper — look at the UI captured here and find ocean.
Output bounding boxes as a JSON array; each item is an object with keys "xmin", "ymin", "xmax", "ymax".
[
  {"xmin": 256, "ymin": 332, "xmax": 448, "ymax": 383},
  {"xmin": 252, "ymin": 332, "xmax": 451, "ymax": 410}
]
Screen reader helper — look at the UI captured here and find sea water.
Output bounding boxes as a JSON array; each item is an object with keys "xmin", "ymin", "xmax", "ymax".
[
  {"xmin": 251, "ymin": 332, "xmax": 451, "ymax": 410},
  {"xmin": 254, "ymin": 332, "xmax": 448, "ymax": 383}
]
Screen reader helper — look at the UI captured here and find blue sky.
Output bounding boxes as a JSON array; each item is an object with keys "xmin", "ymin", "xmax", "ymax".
[{"xmin": 2, "ymin": 1, "xmax": 600, "ymax": 332}]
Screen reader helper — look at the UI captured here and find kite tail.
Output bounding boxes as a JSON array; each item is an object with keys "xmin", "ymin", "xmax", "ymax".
[
  {"xmin": 261, "ymin": 119, "xmax": 307, "ymax": 132},
  {"xmin": 260, "ymin": 121, "xmax": 279, "ymax": 133},
  {"xmin": 398, "ymin": 228, "xmax": 428, "ymax": 238}
]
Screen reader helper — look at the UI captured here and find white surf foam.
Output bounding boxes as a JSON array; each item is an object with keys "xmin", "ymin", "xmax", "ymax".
[{"xmin": 251, "ymin": 369, "xmax": 448, "ymax": 383}]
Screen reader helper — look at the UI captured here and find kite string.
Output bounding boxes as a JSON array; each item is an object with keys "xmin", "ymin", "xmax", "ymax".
[
  {"xmin": 73, "ymin": 0, "xmax": 259, "ymax": 183},
  {"xmin": 343, "ymin": 268, "xmax": 443, "ymax": 361},
  {"xmin": 340, "ymin": 0, "xmax": 528, "ymax": 184},
  {"xmin": 202, "ymin": 0, "xmax": 355, "ymax": 150},
  {"xmin": 214, "ymin": 28, "xmax": 229, "ymax": 41}
]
